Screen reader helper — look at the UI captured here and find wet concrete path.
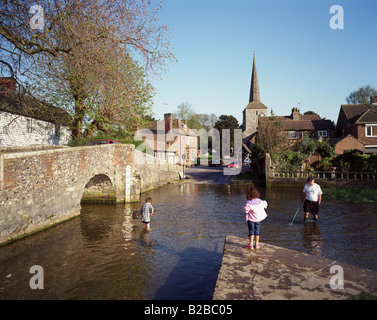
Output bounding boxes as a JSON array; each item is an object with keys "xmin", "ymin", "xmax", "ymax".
[{"xmin": 213, "ymin": 235, "xmax": 377, "ymax": 300}]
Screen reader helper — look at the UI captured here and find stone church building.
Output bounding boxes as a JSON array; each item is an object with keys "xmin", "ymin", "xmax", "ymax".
[
  {"xmin": 242, "ymin": 53, "xmax": 268, "ymax": 154},
  {"xmin": 242, "ymin": 53, "xmax": 335, "ymax": 157}
]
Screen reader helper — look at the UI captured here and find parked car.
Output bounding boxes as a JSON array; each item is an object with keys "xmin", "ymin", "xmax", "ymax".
[
  {"xmin": 85, "ymin": 139, "xmax": 121, "ymax": 146},
  {"xmin": 243, "ymin": 158, "xmax": 251, "ymax": 165},
  {"xmin": 228, "ymin": 159, "xmax": 241, "ymax": 168}
]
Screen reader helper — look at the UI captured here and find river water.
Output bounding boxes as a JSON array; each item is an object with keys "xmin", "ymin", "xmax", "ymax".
[{"xmin": 1, "ymin": 182, "xmax": 376, "ymax": 299}]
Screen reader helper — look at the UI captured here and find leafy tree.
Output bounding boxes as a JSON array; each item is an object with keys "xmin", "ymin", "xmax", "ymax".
[
  {"xmin": 197, "ymin": 113, "xmax": 218, "ymax": 131},
  {"xmin": 214, "ymin": 115, "xmax": 239, "ymax": 131},
  {"xmin": 172, "ymin": 102, "xmax": 204, "ymax": 130},
  {"xmin": 214, "ymin": 115, "xmax": 239, "ymax": 155},
  {"xmin": 333, "ymin": 150, "xmax": 377, "ymax": 172},
  {"xmin": 261, "ymin": 132, "xmax": 337, "ymax": 171},
  {"xmin": 252, "ymin": 121, "xmax": 288, "ymax": 162},
  {"xmin": 346, "ymin": 85, "xmax": 377, "ymax": 104},
  {"xmin": 173, "ymin": 102, "xmax": 195, "ymax": 124},
  {"xmin": 299, "ymin": 134, "xmax": 318, "ymax": 156},
  {"xmin": 173, "ymin": 103, "xmax": 218, "ymax": 130},
  {"xmin": 0, "ymin": 0, "xmax": 174, "ymax": 139}
]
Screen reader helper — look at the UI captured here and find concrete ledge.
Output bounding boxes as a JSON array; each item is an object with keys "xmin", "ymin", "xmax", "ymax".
[{"xmin": 213, "ymin": 235, "xmax": 377, "ymax": 300}]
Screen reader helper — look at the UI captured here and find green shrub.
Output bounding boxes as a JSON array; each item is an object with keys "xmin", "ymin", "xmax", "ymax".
[
  {"xmin": 323, "ymin": 187, "xmax": 377, "ymax": 203},
  {"xmin": 348, "ymin": 292, "xmax": 377, "ymax": 300}
]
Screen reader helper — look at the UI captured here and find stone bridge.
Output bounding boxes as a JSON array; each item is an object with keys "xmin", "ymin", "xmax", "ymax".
[{"xmin": 0, "ymin": 144, "xmax": 182, "ymax": 245}]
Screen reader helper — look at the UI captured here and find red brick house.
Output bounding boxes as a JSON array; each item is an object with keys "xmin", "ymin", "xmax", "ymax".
[
  {"xmin": 259, "ymin": 107, "xmax": 336, "ymax": 143},
  {"xmin": 334, "ymin": 95, "xmax": 377, "ymax": 154}
]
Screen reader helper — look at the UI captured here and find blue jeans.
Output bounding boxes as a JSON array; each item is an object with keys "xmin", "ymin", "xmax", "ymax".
[{"xmin": 247, "ymin": 221, "xmax": 260, "ymax": 236}]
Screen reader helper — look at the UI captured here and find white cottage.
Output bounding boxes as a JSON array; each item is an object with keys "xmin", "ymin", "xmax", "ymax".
[{"xmin": 0, "ymin": 78, "xmax": 71, "ymax": 148}]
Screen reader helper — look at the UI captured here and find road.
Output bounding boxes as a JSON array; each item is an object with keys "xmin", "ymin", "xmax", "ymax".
[{"xmin": 184, "ymin": 165, "xmax": 244, "ymax": 184}]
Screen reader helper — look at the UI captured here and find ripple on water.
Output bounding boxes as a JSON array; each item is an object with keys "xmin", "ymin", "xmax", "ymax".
[{"xmin": 0, "ymin": 184, "xmax": 376, "ymax": 299}]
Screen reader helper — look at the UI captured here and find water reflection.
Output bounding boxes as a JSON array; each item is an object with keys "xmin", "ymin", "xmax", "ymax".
[
  {"xmin": 122, "ymin": 205, "xmax": 134, "ymax": 250},
  {"xmin": 0, "ymin": 183, "xmax": 376, "ymax": 300},
  {"xmin": 303, "ymin": 222, "xmax": 323, "ymax": 255}
]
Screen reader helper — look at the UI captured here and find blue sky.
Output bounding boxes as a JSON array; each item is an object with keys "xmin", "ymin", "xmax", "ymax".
[{"xmin": 151, "ymin": 0, "xmax": 377, "ymax": 124}]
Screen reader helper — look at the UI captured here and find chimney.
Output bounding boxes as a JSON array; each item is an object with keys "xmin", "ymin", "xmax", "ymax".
[
  {"xmin": 164, "ymin": 113, "xmax": 173, "ymax": 134},
  {"xmin": 291, "ymin": 107, "xmax": 300, "ymax": 120},
  {"xmin": 371, "ymin": 95, "xmax": 377, "ymax": 105},
  {"xmin": 0, "ymin": 77, "xmax": 17, "ymax": 90}
]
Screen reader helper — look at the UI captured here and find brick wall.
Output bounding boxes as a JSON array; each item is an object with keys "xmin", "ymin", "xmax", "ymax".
[{"xmin": 356, "ymin": 125, "xmax": 377, "ymax": 145}]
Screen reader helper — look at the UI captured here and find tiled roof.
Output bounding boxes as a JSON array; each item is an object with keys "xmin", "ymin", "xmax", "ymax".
[
  {"xmin": 0, "ymin": 87, "xmax": 71, "ymax": 126},
  {"xmin": 146, "ymin": 118, "xmax": 198, "ymax": 137},
  {"xmin": 245, "ymin": 101, "xmax": 268, "ymax": 110},
  {"xmin": 259, "ymin": 115, "xmax": 334, "ymax": 131},
  {"xmin": 355, "ymin": 109, "xmax": 377, "ymax": 124},
  {"xmin": 340, "ymin": 104, "xmax": 377, "ymax": 125},
  {"xmin": 330, "ymin": 134, "xmax": 364, "ymax": 145}
]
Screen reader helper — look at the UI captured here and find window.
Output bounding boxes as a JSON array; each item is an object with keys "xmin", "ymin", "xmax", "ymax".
[
  {"xmin": 26, "ymin": 119, "xmax": 33, "ymax": 133},
  {"xmin": 318, "ymin": 130, "xmax": 328, "ymax": 138},
  {"xmin": 54, "ymin": 124, "xmax": 61, "ymax": 137},
  {"xmin": 365, "ymin": 125, "xmax": 377, "ymax": 137},
  {"xmin": 287, "ymin": 131, "xmax": 298, "ymax": 139},
  {"xmin": 155, "ymin": 151, "xmax": 165, "ymax": 159}
]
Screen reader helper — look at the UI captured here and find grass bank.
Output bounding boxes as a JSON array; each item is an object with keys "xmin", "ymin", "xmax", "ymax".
[
  {"xmin": 323, "ymin": 186, "xmax": 377, "ymax": 203},
  {"xmin": 348, "ymin": 292, "xmax": 377, "ymax": 300}
]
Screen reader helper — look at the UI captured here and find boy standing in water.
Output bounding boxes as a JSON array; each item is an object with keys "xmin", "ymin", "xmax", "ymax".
[
  {"xmin": 301, "ymin": 177, "xmax": 322, "ymax": 221},
  {"xmin": 140, "ymin": 197, "xmax": 154, "ymax": 231},
  {"xmin": 243, "ymin": 186, "xmax": 268, "ymax": 249}
]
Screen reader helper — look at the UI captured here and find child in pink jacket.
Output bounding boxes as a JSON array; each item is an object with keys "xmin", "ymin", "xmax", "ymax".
[{"xmin": 243, "ymin": 186, "xmax": 268, "ymax": 249}]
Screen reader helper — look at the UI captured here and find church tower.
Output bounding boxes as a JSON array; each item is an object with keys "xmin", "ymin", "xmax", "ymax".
[{"xmin": 242, "ymin": 52, "xmax": 268, "ymax": 146}]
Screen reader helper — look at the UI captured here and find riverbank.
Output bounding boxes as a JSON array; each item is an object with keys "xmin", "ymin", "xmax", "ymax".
[
  {"xmin": 213, "ymin": 235, "xmax": 377, "ymax": 300},
  {"xmin": 323, "ymin": 186, "xmax": 377, "ymax": 203},
  {"xmin": 1, "ymin": 181, "xmax": 377, "ymax": 299},
  {"xmin": 232, "ymin": 169, "xmax": 377, "ymax": 203}
]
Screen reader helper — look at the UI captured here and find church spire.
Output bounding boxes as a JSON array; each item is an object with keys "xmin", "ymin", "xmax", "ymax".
[{"xmin": 249, "ymin": 51, "xmax": 260, "ymax": 103}]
